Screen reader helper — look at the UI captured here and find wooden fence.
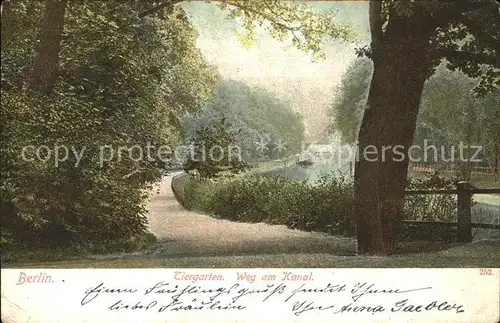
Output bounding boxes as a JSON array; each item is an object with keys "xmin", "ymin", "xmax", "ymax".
[{"xmin": 404, "ymin": 181, "xmax": 500, "ymax": 242}]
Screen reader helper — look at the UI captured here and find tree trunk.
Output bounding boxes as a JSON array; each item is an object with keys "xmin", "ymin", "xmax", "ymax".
[
  {"xmin": 355, "ymin": 13, "xmax": 433, "ymax": 255},
  {"xmin": 494, "ymin": 145, "xmax": 499, "ymax": 180},
  {"xmin": 30, "ymin": 0, "xmax": 68, "ymax": 93}
]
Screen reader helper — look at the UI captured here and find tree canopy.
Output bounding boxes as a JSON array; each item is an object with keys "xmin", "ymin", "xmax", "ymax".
[
  {"xmin": 1, "ymin": 0, "xmax": 217, "ymax": 246},
  {"xmin": 360, "ymin": 0, "xmax": 500, "ymax": 94},
  {"xmin": 140, "ymin": 0, "xmax": 355, "ymax": 60}
]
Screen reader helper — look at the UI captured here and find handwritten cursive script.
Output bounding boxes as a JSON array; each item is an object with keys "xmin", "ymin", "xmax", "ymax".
[{"xmin": 79, "ymin": 276, "xmax": 465, "ymax": 318}]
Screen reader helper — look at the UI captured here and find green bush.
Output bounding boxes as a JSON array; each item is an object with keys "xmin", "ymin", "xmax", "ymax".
[
  {"xmin": 183, "ymin": 176, "xmax": 217, "ymax": 212},
  {"xmin": 0, "ymin": 89, "xmax": 158, "ymax": 248},
  {"xmin": 177, "ymin": 170, "xmax": 466, "ymax": 240},
  {"xmin": 181, "ymin": 172, "xmax": 355, "ymax": 236}
]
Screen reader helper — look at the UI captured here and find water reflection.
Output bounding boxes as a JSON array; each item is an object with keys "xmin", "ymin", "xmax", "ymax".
[{"xmin": 255, "ymin": 160, "xmax": 351, "ymax": 185}]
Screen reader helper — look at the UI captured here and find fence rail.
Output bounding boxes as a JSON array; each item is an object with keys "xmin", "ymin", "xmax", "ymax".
[
  {"xmin": 410, "ymin": 163, "xmax": 498, "ymax": 176},
  {"xmin": 402, "ymin": 220, "xmax": 500, "ymax": 230},
  {"xmin": 407, "ymin": 188, "xmax": 500, "ymax": 195},
  {"xmin": 404, "ymin": 181, "xmax": 499, "ymax": 242}
]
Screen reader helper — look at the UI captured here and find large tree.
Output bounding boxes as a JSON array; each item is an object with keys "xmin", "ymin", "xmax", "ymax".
[{"xmin": 355, "ymin": 0, "xmax": 500, "ymax": 254}]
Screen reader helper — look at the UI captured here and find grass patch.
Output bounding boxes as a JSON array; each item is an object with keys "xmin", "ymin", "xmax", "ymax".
[
  {"xmin": 470, "ymin": 173, "xmax": 500, "ymax": 189},
  {"xmin": 1, "ymin": 232, "xmax": 157, "ymax": 264},
  {"xmin": 6, "ymin": 245, "xmax": 500, "ymax": 268}
]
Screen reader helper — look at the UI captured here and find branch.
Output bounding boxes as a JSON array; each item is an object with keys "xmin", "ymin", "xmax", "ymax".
[
  {"xmin": 432, "ymin": 0, "xmax": 500, "ymax": 25},
  {"xmin": 263, "ymin": 1, "xmax": 293, "ymax": 25},
  {"xmin": 460, "ymin": 16, "xmax": 500, "ymax": 55},
  {"xmin": 224, "ymin": 1, "xmax": 302, "ymax": 32},
  {"xmin": 261, "ymin": 2, "xmax": 338, "ymax": 38},
  {"xmin": 435, "ymin": 48, "xmax": 500, "ymax": 67},
  {"xmin": 455, "ymin": 0, "xmax": 499, "ymax": 13},
  {"xmin": 138, "ymin": 0, "xmax": 183, "ymax": 18}
]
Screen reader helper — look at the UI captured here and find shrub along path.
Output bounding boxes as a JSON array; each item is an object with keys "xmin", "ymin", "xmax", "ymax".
[
  {"xmin": 10, "ymin": 174, "xmax": 498, "ymax": 268},
  {"xmin": 145, "ymin": 173, "xmax": 357, "ymax": 258}
]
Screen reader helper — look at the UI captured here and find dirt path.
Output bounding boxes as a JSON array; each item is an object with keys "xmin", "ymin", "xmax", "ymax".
[{"xmin": 145, "ymin": 174, "xmax": 357, "ymax": 258}]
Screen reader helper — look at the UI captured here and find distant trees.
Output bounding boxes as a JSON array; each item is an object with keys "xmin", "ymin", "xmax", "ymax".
[
  {"xmin": 329, "ymin": 58, "xmax": 372, "ymax": 144},
  {"xmin": 330, "ymin": 58, "xmax": 500, "ymax": 180},
  {"xmin": 418, "ymin": 67, "xmax": 500, "ymax": 178},
  {"xmin": 330, "ymin": 58, "xmax": 500, "ymax": 178},
  {"xmin": 182, "ymin": 80, "xmax": 306, "ymax": 162}
]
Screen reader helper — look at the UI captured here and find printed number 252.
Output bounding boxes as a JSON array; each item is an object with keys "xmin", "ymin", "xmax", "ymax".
[{"xmin": 479, "ymin": 268, "xmax": 493, "ymax": 275}]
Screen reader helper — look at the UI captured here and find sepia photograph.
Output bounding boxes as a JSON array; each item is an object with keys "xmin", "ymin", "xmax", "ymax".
[{"xmin": 1, "ymin": 0, "xmax": 499, "ymax": 271}]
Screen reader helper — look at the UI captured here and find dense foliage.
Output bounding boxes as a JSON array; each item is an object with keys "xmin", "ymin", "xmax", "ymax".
[
  {"xmin": 2, "ymin": 0, "xmax": 348, "ymax": 251},
  {"xmin": 1, "ymin": 1, "xmax": 217, "ymax": 247}
]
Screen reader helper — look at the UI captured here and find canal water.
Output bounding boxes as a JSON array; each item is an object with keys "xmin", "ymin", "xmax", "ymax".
[{"xmin": 255, "ymin": 160, "xmax": 351, "ymax": 185}]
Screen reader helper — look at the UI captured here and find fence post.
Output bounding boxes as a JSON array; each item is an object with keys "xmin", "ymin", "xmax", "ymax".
[{"xmin": 456, "ymin": 181, "xmax": 472, "ymax": 242}]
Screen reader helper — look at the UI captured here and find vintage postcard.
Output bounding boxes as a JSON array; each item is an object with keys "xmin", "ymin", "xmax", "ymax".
[{"xmin": 1, "ymin": 0, "xmax": 499, "ymax": 322}]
